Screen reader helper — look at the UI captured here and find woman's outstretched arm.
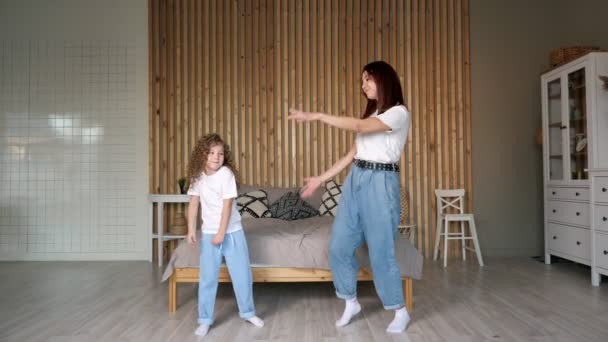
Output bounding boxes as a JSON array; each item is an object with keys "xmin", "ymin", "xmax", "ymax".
[
  {"xmin": 288, "ymin": 109, "xmax": 389, "ymax": 134},
  {"xmin": 300, "ymin": 144, "xmax": 357, "ymax": 198}
]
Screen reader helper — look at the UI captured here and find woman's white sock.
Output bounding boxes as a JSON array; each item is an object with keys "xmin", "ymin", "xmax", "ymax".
[
  {"xmin": 194, "ymin": 324, "xmax": 210, "ymax": 337},
  {"xmin": 246, "ymin": 316, "xmax": 265, "ymax": 327},
  {"xmin": 386, "ymin": 307, "xmax": 410, "ymax": 333},
  {"xmin": 335, "ymin": 298, "xmax": 362, "ymax": 327}
]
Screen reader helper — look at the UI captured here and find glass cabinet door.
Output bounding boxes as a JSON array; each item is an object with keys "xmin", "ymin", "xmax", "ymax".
[
  {"xmin": 547, "ymin": 78, "xmax": 563, "ymax": 181},
  {"xmin": 567, "ymin": 68, "xmax": 588, "ymax": 180}
]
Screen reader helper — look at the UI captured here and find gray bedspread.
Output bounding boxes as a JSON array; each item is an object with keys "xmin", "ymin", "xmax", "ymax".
[{"xmin": 161, "ymin": 216, "xmax": 423, "ymax": 281}]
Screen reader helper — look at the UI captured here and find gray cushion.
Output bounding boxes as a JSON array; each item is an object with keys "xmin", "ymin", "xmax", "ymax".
[
  {"xmin": 269, "ymin": 191, "xmax": 320, "ymax": 220},
  {"xmin": 239, "ymin": 185, "xmax": 324, "ymax": 211}
]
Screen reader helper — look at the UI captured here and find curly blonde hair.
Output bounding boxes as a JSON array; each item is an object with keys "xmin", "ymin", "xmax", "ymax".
[{"xmin": 187, "ymin": 133, "xmax": 239, "ymax": 188}]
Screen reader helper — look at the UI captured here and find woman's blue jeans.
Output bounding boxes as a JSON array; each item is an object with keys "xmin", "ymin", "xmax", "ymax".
[{"xmin": 329, "ymin": 165, "xmax": 405, "ymax": 310}]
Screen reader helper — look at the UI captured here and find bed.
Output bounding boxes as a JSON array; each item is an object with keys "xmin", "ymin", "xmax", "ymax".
[{"xmin": 162, "ymin": 216, "xmax": 423, "ymax": 313}]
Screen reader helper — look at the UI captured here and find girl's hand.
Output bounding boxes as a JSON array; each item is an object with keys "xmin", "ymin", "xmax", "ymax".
[
  {"xmin": 187, "ymin": 231, "xmax": 197, "ymax": 245},
  {"xmin": 212, "ymin": 232, "xmax": 225, "ymax": 245},
  {"xmin": 288, "ymin": 108, "xmax": 318, "ymax": 122},
  {"xmin": 300, "ymin": 176, "xmax": 322, "ymax": 198}
]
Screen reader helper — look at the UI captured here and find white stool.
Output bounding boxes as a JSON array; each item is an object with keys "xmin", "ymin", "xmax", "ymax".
[{"xmin": 433, "ymin": 189, "xmax": 484, "ymax": 267}]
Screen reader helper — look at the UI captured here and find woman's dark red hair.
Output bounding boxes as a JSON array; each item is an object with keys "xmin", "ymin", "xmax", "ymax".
[{"xmin": 361, "ymin": 61, "xmax": 405, "ymax": 119}]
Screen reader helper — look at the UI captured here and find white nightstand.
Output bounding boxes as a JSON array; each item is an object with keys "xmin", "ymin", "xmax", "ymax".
[{"xmin": 148, "ymin": 194, "xmax": 190, "ymax": 267}]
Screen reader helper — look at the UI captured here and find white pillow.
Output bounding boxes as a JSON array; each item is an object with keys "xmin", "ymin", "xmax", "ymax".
[
  {"xmin": 236, "ymin": 190, "xmax": 272, "ymax": 218},
  {"xmin": 318, "ymin": 180, "xmax": 342, "ymax": 216}
]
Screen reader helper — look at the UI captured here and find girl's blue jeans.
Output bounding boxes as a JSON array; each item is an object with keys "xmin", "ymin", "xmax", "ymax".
[{"xmin": 198, "ymin": 229, "xmax": 255, "ymax": 325}]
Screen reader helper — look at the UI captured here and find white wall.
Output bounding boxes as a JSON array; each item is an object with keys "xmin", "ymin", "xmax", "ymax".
[
  {"xmin": 0, "ymin": 0, "xmax": 149, "ymax": 260},
  {"xmin": 470, "ymin": 0, "xmax": 608, "ymax": 256},
  {"xmin": 3, "ymin": 0, "xmax": 607, "ymax": 260}
]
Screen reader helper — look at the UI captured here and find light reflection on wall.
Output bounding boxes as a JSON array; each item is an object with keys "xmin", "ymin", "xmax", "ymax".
[
  {"xmin": 8, "ymin": 145, "xmax": 26, "ymax": 161},
  {"xmin": 47, "ymin": 114, "xmax": 104, "ymax": 144}
]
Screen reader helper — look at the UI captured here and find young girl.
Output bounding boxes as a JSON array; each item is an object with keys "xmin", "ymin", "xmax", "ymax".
[
  {"xmin": 186, "ymin": 133, "xmax": 264, "ymax": 337},
  {"xmin": 288, "ymin": 61, "xmax": 411, "ymax": 333}
]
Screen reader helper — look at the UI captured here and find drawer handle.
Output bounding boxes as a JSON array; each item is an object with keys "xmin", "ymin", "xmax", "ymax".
[
  {"xmin": 552, "ymin": 191, "xmax": 556, "ymax": 195},
  {"xmin": 575, "ymin": 192, "xmax": 580, "ymax": 196},
  {"xmin": 603, "ymin": 217, "xmax": 607, "ymax": 222},
  {"xmin": 576, "ymin": 212, "xmax": 580, "ymax": 216},
  {"xmin": 576, "ymin": 241, "xmax": 581, "ymax": 246},
  {"xmin": 603, "ymin": 187, "xmax": 607, "ymax": 193},
  {"xmin": 553, "ymin": 236, "xmax": 557, "ymax": 240},
  {"xmin": 552, "ymin": 209, "xmax": 556, "ymax": 213},
  {"xmin": 604, "ymin": 250, "xmax": 608, "ymax": 255}
]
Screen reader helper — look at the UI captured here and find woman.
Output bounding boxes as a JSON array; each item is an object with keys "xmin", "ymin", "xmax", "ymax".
[{"xmin": 288, "ymin": 61, "xmax": 411, "ymax": 333}]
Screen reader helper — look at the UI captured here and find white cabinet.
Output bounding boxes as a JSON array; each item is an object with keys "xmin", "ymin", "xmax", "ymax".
[
  {"xmin": 591, "ymin": 171, "xmax": 608, "ymax": 286},
  {"xmin": 542, "ymin": 52, "xmax": 608, "ymax": 285}
]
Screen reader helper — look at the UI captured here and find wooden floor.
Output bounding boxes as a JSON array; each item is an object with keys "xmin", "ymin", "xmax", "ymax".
[{"xmin": 1, "ymin": 257, "xmax": 608, "ymax": 342}]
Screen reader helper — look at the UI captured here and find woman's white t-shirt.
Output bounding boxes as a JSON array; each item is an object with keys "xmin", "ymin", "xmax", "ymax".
[
  {"xmin": 355, "ymin": 105, "xmax": 410, "ymax": 164},
  {"xmin": 187, "ymin": 166, "xmax": 243, "ymax": 234}
]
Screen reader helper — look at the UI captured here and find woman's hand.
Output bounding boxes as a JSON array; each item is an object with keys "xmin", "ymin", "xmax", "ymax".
[
  {"xmin": 288, "ymin": 108, "xmax": 319, "ymax": 122},
  {"xmin": 300, "ymin": 176, "xmax": 323, "ymax": 198},
  {"xmin": 187, "ymin": 231, "xmax": 197, "ymax": 245},
  {"xmin": 212, "ymin": 232, "xmax": 225, "ymax": 245}
]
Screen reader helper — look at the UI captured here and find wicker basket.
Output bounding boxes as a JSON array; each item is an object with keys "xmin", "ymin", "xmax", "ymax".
[
  {"xmin": 398, "ymin": 188, "xmax": 416, "ymax": 243},
  {"xmin": 550, "ymin": 46, "xmax": 603, "ymax": 67},
  {"xmin": 399, "ymin": 188, "xmax": 409, "ymax": 225},
  {"xmin": 169, "ymin": 212, "xmax": 188, "ymax": 235}
]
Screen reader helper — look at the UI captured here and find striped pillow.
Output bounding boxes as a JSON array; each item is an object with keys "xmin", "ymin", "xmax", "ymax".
[
  {"xmin": 318, "ymin": 180, "xmax": 342, "ymax": 216},
  {"xmin": 236, "ymin": 190, "xmax": 272, "ymax": 218}
]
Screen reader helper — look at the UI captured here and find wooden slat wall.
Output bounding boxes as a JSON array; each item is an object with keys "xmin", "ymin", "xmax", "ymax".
[{"xmin": 149, "ymin": 0, "xmax": 472, "ymax": 258}]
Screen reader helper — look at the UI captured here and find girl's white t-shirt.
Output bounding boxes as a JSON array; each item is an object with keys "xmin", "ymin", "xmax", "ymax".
[
  {"xmin": 187, "ymin": 166, "xmax": 243, "ymax": 234},
  {"xmin": 355, "ymin": 105, "xmax": 410, "ymax": 164}
]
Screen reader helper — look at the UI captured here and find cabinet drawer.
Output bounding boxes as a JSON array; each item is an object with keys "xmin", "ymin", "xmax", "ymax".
[
  {"xmin": 547, "ymin": 223, "xmax": 567, "ymax": 254},
  {"xmin": 594, "ymin": 205, "xmax": 608, "ymax": 233},
  {"xmin": 594, "ymin": 232, "xmax": 608, "ymax": 270},
  {"xmin": 547, "ymin": 223, "xmax": 590, "ymax": 261},
  {"xmin": 547, "ymin": 187, "xmax": 589, "ymax": 201},
  {"xmin": 546, "ymin": 201, "xmax": 590, "ymax": 227},
  {"xmin": 594, "ymin": 177, "xmax": 608, "ymax": 203}
]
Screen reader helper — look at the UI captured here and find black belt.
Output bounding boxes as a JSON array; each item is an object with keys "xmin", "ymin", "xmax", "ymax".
[{"xmin": 353, "ymin": 159, "xmax": 399, "ymax": 172}]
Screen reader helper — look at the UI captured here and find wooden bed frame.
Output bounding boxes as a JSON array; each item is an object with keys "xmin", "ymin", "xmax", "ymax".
[{"xmin": 168, "ymin": 266, "xmax": 413, "ymax": 313}]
